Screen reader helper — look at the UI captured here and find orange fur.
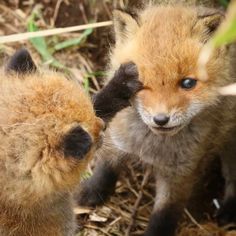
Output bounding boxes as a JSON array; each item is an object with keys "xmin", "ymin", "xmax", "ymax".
[
  {"xmin": 0, "ymin": 69, "xmax": 103, "ymax": 235},
  {"xmin": 110, "ymin": 6, "xmax": 229, "ymax": 117},
  {"xmin": 78, "ymin": 4, "xmax": 236, "ymax": 236},
  {"xmin": 75, "ymin": 4, "xmax": 236, "ymax": 235}
]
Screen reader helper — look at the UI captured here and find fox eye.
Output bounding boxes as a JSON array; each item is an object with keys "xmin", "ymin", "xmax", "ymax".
[{"xmin": 180, "ymin": 78, "xmax": 197, "ymax": 90}]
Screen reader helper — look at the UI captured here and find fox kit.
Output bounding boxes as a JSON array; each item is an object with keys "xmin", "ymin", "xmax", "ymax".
[
  {"xmin": 0, "ymin": 49, "xmax": 142, "ymax": 236},
  {"xmin": 78, "ymin": 3, "xmax": 236, "ymax": 236}
]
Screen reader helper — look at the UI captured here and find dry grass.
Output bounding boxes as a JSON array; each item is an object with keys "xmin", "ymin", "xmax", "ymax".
[{"xmin": 0, "ymin": 0, "xmax": 236, "ymax": 235}]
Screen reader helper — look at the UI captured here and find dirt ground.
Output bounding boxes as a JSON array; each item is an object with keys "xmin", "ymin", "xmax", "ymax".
[{"xmin": 0, "ymin": 0, "xmax": 236, "ymax": 235}]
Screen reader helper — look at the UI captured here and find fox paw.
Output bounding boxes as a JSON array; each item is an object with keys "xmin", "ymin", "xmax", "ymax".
[
  {"xmin": 93, "ymin": 62, "xmax": 143, "ymax": 121},
  {"xmin": 77, "ymin": 179, "xmax": 116, "ymax": 207},
  {"xmin": 112, "ymin": 62, "xmax": 143, "ymax": 100},
  {"xmin": 77, "ymin": 163, "xmax": 118, "ymax": 207},
  {"xmin": 216, "ymin": 197, "xmax": 236, "ymax": 227}
]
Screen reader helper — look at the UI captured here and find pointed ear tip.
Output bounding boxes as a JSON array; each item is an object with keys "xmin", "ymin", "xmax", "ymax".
[
  {"xmin": 113, "ymin": 8, "xmax": 136, "ymax": 18},
  {"xmin": 11, "ymin": 48, "xmax": 32, "ymax": 61},
  {"xmin": 16, "ymin": 48, "xmax": 31, "ymax": 55},
  {"xmin": 113, "ymin": 9, "xmax": 125, "ymax": 18},
  {"xmin": 6, "ymin": 48, "xmax": 37, "ymax": 74}
]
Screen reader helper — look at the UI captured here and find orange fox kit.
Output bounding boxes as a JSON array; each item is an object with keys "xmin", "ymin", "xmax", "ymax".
[
  {"xmin": 78, "ymin": 3, "xmax": 236, "ymax": 236},
  {"xmin": 0, "ymin": 49, "xmax": 142, "ymax": 236}
]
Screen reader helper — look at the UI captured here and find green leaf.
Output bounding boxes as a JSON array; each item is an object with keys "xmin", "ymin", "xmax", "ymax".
[
  {"xmin": 87, "ymin": 71, "xmax": 106, "ymax": 78},
  {"xmin": 27, "ymin": 10, "xmax": 65, "ymax": 69},
  {"xmin": 83, "ymin": 77, "xmax": 90, "ymax": 93},
  {"xmin": 218, "ymin": 0, "xmax": 229, "ymax": 8},
  {"xmin": 81, "ymin": 171, "xmax": 92, "ymax": 180},
  {"xmin": 212, "ymin": 15, "xmax": 236, "ymax": 47},
  {"xmin": 54, "ymin": 28, "xmax": 93, "ymax": 51}
]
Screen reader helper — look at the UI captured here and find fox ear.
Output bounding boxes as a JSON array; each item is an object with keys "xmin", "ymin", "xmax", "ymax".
[
  {"xmin": 6, "ymin": 48, "xmax": 37, "ymax": 74},
  {"xmin": 113, "ymin": 9, "xmax": 139, "ymax": 45},
  {"xmin": 196, "ymin": 8, "xmax": 224, "ymax": 41},
  {"xmin": 62, "ymin": 126, "xmax": 92, "ymax": 160}
]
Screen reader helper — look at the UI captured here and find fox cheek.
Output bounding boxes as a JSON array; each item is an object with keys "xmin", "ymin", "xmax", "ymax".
[{"xmin": 61, "ymin": 126, "xmax": 93, "ymax": 160}]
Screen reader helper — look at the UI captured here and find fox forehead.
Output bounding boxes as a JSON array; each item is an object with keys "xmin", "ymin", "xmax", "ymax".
[
  {"xmin": 111, "ymin": 6, "xmax": 223, "ymax": 87},
  {"xmin": 138, "ymin": 6, "xmax": 198, "ymax": 49}
]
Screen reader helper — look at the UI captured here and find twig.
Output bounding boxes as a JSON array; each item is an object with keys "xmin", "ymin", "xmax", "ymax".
[
  {"xmin": 109, "ymin": 216, "xmax": 122, "ymax": 226},
  {"xmin": 125, "ymin": 167, "xmax": 152, "ymax": 236},
  {"xmin": 84, "ymin": 224, "xmax": 111, "ymax": 236},
  {"xmin": 79, "ymin": 2, "xmax": 89, "ymax": 23},
  {"xmin": 0, "ymin": 21, "xmax": 113, "ymax": 44},
  {"xmin": 52, "ymin": 0, "xmax": 63, "ymax": 27},
  {"xmin": 184, "ymin": 208, "xmax": 209, "ymax": 233}
]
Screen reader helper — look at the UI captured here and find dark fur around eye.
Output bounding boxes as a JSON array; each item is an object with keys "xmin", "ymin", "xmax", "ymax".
[
  {"xmin": 6, "ymin": 48, "xmax": 37, "ymax": 74},
  {"xmin": 62, "ymin": 126, "xmax": 92, "ymax": 160}
]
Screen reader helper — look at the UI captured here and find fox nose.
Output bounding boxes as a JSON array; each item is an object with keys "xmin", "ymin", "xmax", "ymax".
[{"xmin": 153, "ymin": 114, "xmax": 170, "ymax": 126}]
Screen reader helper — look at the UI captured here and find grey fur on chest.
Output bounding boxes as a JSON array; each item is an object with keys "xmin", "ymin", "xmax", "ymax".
[{"xmin": 109, "ymin": 108, "xmax": 219, "ymax": 171}]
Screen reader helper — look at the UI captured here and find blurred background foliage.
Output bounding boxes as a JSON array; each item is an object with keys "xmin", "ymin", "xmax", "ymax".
[{"xmin": 211, "ymin": 1, "xmax": 236, "ymax": 47}]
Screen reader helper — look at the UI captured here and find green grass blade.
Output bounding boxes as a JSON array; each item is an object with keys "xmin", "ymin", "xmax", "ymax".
[
  {"xmin": 218, "ymin": 0, "xmax": 229, "ymax": 8},
  {"xmin": 83, "ymin": 77, "xmax": 90, "ymax": 93},
  {"xmin": 81, "ymin": 171, "xmax": 92, "ymax": 180},
  {"xmin": 212, "ymin": 19, "xmax": 236, "ymax": 47},
  {"xmin": 27, "ymin": 10, "xmax": 65, "ymax": 69},
  {"xmin": 212, "ymin": 2, "xmax": 236, "ymax": 47},
  {"xmin": 54, "ymin": 28, "xmax": 93, "ymax": 51},
  {"xmin": 87, "ymin": 71, "xmax": 106, "ymax": 77}
]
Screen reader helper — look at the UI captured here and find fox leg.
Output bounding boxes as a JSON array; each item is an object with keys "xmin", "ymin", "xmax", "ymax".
[
  {"xmin": 217, "ymin": 138, "xmax": 236, "ymax": 226},
  {"xmin": 144, "ymin": 174, "xmax": 194, "ymax": 236},
  {"xmin": 77, "ymin": 63, "xmax": 142, "ymax": 207},
  {"xmin": 77, "ymin": 146, "xmax": 127, "ymax": 207}
]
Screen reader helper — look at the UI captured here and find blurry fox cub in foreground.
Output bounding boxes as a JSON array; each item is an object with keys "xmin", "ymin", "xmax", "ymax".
[
  {"xmin": 78, "ymin": 3, "xmax": 236, "ymax": 236},
  {"xmin": 0, "ymin": 49, "xmax": 142, "ymax": 236}
]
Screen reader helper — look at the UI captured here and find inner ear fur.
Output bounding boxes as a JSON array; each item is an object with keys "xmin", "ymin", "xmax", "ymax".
[
  {"xmin": 113, "ymin": 9, "xmax": 140, "ymax": 45},
  {"xmin": 196, "ymin": 8, "xmax": 225, "ymax": 38}
]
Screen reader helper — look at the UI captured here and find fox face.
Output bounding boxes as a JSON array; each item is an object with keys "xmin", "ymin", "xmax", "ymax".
[
  {"xmin": 135, "ymin": 49, "xmax": 219, "ymax": 134},
  {"xmin": 110, "ymin": 6, "xmax": 229, "ymax": 135}
]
